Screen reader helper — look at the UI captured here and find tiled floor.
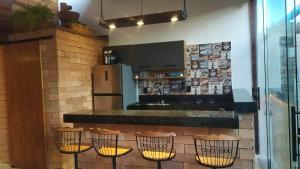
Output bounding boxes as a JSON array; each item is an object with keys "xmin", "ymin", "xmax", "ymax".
[
  {"xmin": 0, "ymin": 163, "xmax": 19, "ymax": 169},
  {"xmin": 255, "ymin": 157, "xmax": 263, "ymax": 169},
  {"xmin": 1, "ymin": 162, "xmax": 263, "ymax": 169},
  {"xmin": 0, "ymin": 163, "xmax": 12, "ymax": 169},
  {"xmin": 0, "ymin": 156, "xmax": 264, "ymax": 169}
]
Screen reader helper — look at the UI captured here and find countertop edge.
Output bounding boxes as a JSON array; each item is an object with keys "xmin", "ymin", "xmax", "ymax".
[
  {"xmin": 233, "ymin": 89, "xmax": 257, "ymax": 113},
  {"xmin": 63, "ymin": 113, "xmax": 239, "ymax": 129}
]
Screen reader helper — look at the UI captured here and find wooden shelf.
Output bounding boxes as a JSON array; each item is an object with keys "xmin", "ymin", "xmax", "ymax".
[{"xmin": 133, "ymin": 76, "xmax": 189, "ymax": 80}]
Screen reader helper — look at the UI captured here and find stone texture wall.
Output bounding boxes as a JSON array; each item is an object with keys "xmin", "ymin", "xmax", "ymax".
[
  {"xmin": 74, "ymin": 113, "xmax": 255, "ymax": 169},
  {"xmin": 0, "ymin": 46, "xmax": 9, "ymax": 164},
  {"xmin": 56, "ymin": 29, "xmax": 102, "ymax": 113},
  {"xmin": 42, "ymin": 29, "xmax": 106, "ymax": 169}
]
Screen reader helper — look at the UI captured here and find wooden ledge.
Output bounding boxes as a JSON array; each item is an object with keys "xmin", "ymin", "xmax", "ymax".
[{"xmin": 8, "ymin": 26, "xmax": 108, "ymax": 42}]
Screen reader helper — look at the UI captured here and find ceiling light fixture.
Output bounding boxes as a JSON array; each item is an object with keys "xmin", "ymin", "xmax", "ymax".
[
  {"xmin": 171, "ymin": 16, "xmax": 179, "ymax": 22},
  {"xmin": 109, "ymin": 24, "xmax": 116, "ymax": 29},
  {"xmin": 99, "ymin": 0, "xmax": 187, "ymax": 29},
  {"xmin": 137, "ymin": 20, "xmax": 144, "ymax": 26},
  {"xmin": 136, "ymin": 0, "xmax": 144, "ymax": 26},
  {"xmin": 98, "ymin": 0, "xmax": 109, "ymax": 29}
]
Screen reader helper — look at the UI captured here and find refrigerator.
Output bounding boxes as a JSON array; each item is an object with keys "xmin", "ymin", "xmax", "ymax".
[{"xmin": 92, "ymin": 64, "xmax": 137, "ymax": 110}]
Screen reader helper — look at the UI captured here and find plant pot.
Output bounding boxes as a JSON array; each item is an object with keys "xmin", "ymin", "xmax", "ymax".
[
  {"xmin": 12, "ymin": 21, "xmax": 55, "ymax": 33},
  {"xmin": 65, "ymin": 23, "xmax": 94, "ymax": 35},
  {"xmin": 58, "ymin": 11, "xmax": 80, "ymax": 26}
]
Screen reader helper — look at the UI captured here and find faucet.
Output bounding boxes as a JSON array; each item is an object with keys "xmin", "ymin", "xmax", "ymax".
[{"xmin": 157, "ymin": 88, "xmax": 165, "ymax": 104}]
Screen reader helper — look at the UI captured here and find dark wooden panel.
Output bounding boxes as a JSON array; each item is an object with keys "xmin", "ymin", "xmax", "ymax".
[
  {"xmin": 0, "ymin": 0, "xmax": 12, "ymax": 17},
  {"xmin": 4, "ymin": 41, "xmax": 46, "ymax": 169},
  {"xmin": 105, "ymin": 10, "xmax": 186, "ymax": 28},
  {"xmin": 0, "ymin": 6, "xmax": 11, "ymax": 15},
  {"xmin": 0, "ymin": 0, "xmax": 11, "ymax": 40},
  {"xmin": 0, "ymin": 15, "xmax": 10, "ymax": 24},
  {"xmin": 0, "ymin": 0, "xmax": 11, "ymax": 7}
]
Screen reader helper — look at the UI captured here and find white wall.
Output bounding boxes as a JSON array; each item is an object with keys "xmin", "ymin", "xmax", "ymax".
[{"xmin": 59, "ymin": 0, "xmax": 252, "ymax": 94}]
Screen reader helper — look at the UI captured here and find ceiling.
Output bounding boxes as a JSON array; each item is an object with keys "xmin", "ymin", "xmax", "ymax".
[
  {"xmin": 58, "ymin": 0, "xmax": 248, "ymax": 36},
  {"xmin": 58, "ymin": 0, "xmax": 183, "ymax": 35}
]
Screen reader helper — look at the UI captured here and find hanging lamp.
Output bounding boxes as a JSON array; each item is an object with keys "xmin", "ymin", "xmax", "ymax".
[
  {"xmin": 98, "ymin": 0, "xmax": 109, "ymax": 29},
  {"xmin": 99, "ymin": 0, "xmax": 187, "ymax": 29}
]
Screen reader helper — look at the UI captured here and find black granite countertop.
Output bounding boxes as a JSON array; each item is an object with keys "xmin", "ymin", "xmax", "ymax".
[
  {"xmin": 127, "ymin": 89, "xmax": 257, "ymax": 113},
  {"xmin": 233, "ymin": 89, "xmax": 257, "ymax": 113},
  {"xmin": 64, "ymin": 109, "xmax": 239, "ymax": 129}
]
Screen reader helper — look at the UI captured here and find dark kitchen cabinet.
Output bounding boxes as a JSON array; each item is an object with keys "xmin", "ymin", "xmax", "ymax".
[
  {"xmin": 103, "ymin": 45, "xmax": 133, "ymax": 64},
  {"xmin": 132, "ymin": 43, "xmax": 161, "ymax": 70},
  {"xmin": 104, "ymin": 41, "xmax": 185, "ymax": 71},
  {"xmin": 132, "ymin": 40, "xmax": 185, "ymax": 71}
]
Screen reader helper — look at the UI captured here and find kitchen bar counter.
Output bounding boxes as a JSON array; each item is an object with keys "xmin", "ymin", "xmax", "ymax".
[
  {"xmin": 63, "ymin": 109, "xmax": 239, "ymax": 128},
  {"xmin": 64, "ymin": 110, "xmax": 254, "ymax": 169},
  {"xmin": 127, "ymin": 89, "xmax": 257, "ymax": 113}
]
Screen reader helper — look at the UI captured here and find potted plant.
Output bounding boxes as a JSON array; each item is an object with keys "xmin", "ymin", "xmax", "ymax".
[{"xmin": 11, "ymin": 4, "xmax": 55, "ymax": 33}]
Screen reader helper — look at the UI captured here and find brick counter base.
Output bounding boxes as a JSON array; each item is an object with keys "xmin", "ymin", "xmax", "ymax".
[{"xmin": 72, "ymin": 113, "xmax": 254, "ymax": 169}]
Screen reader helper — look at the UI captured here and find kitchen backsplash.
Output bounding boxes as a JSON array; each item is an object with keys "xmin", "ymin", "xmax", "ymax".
[{"xmin": 137, "ymin": 42, "xmax": 232, "ymax": 95}]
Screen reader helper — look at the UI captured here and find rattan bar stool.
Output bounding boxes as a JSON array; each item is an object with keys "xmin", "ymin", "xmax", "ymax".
[
  {"xmin": 193, "ymin": 134, "xmax": 239, "ymax": 169},
  {"xmin": 53, "ymin": 127, "xmax": 92, "ymax": 169},
  {"xmin": 135, "ymin": 131, "xmax": 176, "ymax": 169},
  {"xmin": 89, "ymin": 128, "xmax": 132, "ymax": 169}
]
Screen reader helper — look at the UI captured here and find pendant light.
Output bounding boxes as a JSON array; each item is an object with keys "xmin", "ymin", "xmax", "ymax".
[
  {"xmin": 99, "ymin": 0, "xmax": 187, "ymax": 29},
  {"xmin": 98, "ymin": 0, "xmax": 110, "ymax": 29},
  {"xmin": 137, "ymin": 0, "xmax": 144, "ymax": 26}
]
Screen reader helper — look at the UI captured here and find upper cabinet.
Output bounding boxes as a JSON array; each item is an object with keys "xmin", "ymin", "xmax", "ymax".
[
  {"xmin": 103, "ymin": 45, "xmax": 133, "ymax": 64},
  {"xmin": 132, "ymin": 40, "xmax": 185, "ymax": 71},
  {"xmin": 104, "ymin": 40, "xmax": 185, "ymax": 71}
]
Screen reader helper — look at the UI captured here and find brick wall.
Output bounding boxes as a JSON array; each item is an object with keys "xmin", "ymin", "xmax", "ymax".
[
  {"xmin": 56, "ymin": 29, "xmax": 103, "ymax": 113},
  {"xmin": 0, "ymin": 46, "xmax": 9, "ymax": 164},
  {"xmin": 39, "ymin": 29, "xmax": 105, "ymax": 169},
  {"xmin": 7, "ymin": 28, "xmax": 106, "ymax": 168},
  {"xmin": 74, "ymin": 113, "xmax": 255, "ymax": 169},
  {"xmin": 44, "ymin": 29, "xmax": 105, "ymax": 169}
]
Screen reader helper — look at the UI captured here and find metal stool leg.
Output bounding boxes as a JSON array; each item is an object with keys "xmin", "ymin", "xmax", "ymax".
[
  {"xmin": 74, "ymin": 153, "xmax": 78, "ymax": 169},
  {"xmin": 157, "ymin": 161, "xmax": 161, "ymax": 169},
  {"xmin": 112, "ymin": 157, "xmax": 117, "ymax": 169}
]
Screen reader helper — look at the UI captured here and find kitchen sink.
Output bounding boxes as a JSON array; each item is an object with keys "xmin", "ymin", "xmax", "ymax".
[{"xmin": 145, "ymin": 103, "xmax": 171, "ymax": 106}]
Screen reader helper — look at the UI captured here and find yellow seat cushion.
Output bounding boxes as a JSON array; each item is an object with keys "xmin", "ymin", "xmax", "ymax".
[
  {"xmin": 96, "ymin": 146, "xmax": 132, "ymax": 157},
  {"xmin": 60, "ymin": 144, "xmax": 92, "ymax": 153},
  {"xmin": 196, "ymin": 156, "xmax": 234, "ymax": 167},
  {"xmin": 142, "ymin": 151, "xmax": 175, "ymax": 160}
]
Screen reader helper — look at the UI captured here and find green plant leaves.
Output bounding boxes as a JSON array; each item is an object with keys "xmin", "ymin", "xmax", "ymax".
[{"xmin": 11, "ymin": 3, "xmax": 55, "ymax": 33}]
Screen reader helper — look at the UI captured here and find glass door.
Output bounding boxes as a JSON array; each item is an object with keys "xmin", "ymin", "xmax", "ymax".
[
  {"xmin": 265, "ymin": 0, "xmax": 292, "ymax": 168},
  {"xmin": 256, "ymin": 0, "xmax": 269, "ymax": 168},
  {"xmin": 257, "ymin": 0, "xmax": 298, "ymax": 168},
  {"xmin": 292, "ymin": 0, "xmax": 300, "ymax": 167}
]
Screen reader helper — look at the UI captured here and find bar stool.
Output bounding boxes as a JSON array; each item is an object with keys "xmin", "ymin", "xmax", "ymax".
[
  {"xmin": 89, "ymin": 128, "xmax": 132, "ymax": 169},
  {"xmin": 135, "ymin": 131, "xmax": 176, "ymax": 169},
  {"xmin": 193, "ymin": 134, "xmax": 239, "ymax": 169},
  {"xmin": 53, "ymin": 127, "xmax": 92, "ymax": 169}
]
